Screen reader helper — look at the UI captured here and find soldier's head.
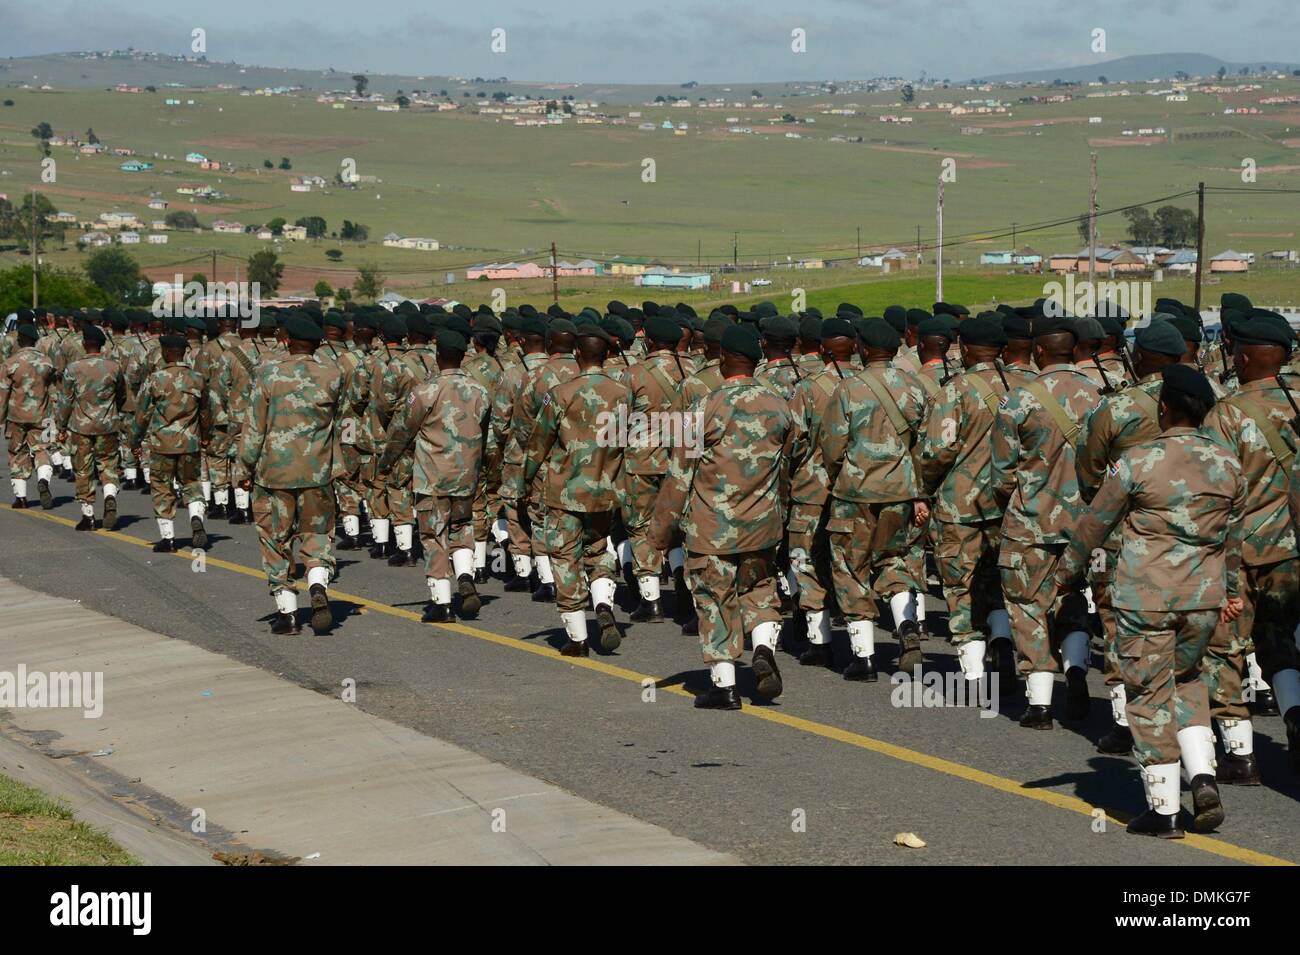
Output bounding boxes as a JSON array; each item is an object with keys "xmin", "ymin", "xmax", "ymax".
[
  {"xmin": 856, "ymin": 318, "xmax": 900, "ymax": 364},
  {"xmin": 16, "ymin": 323, "xmax": 39, "ymax": 347},
  {"xmin": 719, "ymin": 324, "xmax": 762, "ymax": 378},
  {"xmin": 323, "ymin": 312, "xmax": 348, "ymax": 342},
  {"xmin": 407, "ymin": 315, "xmax": 434, "ymax": 346},
  {"xmin": 1001, "ymin": 313, "xmax": 1034, "ymax": 365},
  {"xmin": 1158, "ymin": 363, "xmax": 1216, "ymax": 429},
  {"xmin": 435, "ymin": 328, "xmax": 467, "ymax": 369},
  {"xmin": 472, "ymin": 313, "xmax": 502, "ymax": 355},
  {"xmin": 546, "ymin": 318, "xmax": 577, "ymax": 355},
  {"xmin": 956, "ymin": 314, "xmax": 1007, "ymax": 368},
  {"xmin": 1030, "ymin": 318, "xmax": 1077, "ymax": 369},
  {"xmin": 574, "ymin": 328, "xmax": 611, "ymax": 368},
  {"xmin": 285, "ymin": 316, "xmax": 323, "ymax": 355},
  {"xmin": 916, "ymin": 318, "xmax": 954, "ymax": 363},
  {"xmin": 1070, "ymin": 317, "xmax": 1104, "ymax": 363},
  {"xmin": 819, "ymin": 318, "xmax": 856, "ymax": 364},
  {"xmin": 519, "ymin": 316, "xmax": 547, "ymax": 353},
  {"xmin": 82, "ymin": 325, "xmax": 106, "ymax": 354},
  {"xmin": 643, "ymin": 316, "xmax": 680, "ymax": 355},
  {"xmin": 1096, "ymin": 314, "xmax": 1125, "ymax": 354},
  {"xmin": 1231, "ymin": 312, "xmax": 1293, "ymax": 383},
  {"xmin": 760, "ymin": 316, "xmax": 798, "ymax": 360},
  {"xmin": 257, "ymin": 312, "xmax": 278, "ymax": 339},
  {"xmin": 1132, "ymin": 320, "xmax": 1185, "ymax": 378},
  {"xmin": 218, "ymin": 311, "xmax": 238, "ymax": 334},
  {"xmin": 602, "ymin": 316, "xmax": 634, "ymax": 359},
  {"xmin": 798, "ymin": 315, "xmax": 822, "ymax": 356},
  {"xmin": 160, "ymin": 334, "xmax": 187, "ymax": 364},
  {"xmin": 702, "ymin": 313, "xmax": 730, "ymax": 361}
]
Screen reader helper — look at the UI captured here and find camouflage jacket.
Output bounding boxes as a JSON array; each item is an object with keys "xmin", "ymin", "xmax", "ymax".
[
  {"xmin": 54, "ymin": 332, "xmax": 86, "ymax": 379},
  {"xmin": 915, "ymin": 359, "xmax": 947, "ymax": 405},
  {"xmin": 624, "ymin": 350, "xmax": 691, "ymax": 475},
  {"xmin": 237, "ymin": 354, "xmax": 344, "ymax": 489},
  {"xmin": 797, "ymin": 352, "xmax": 824, "ymax": 376},
  {"xmin": 754, "ymin": 355, "xmax": 804, "ymax": 401},
  {"xmin": 820, "ymin": 362, "xmax": 927, "ymax": 505},
  {"xmin": 788, "ymin": 361, "xmax": 854, "ymax": 506},
  {"xmin": 112, "ymin": 333, "xmax": 151, "ymax": 410},
  {"xmin": 523, "ymin": 367, "xmax": 631, "ymax": 512},
  {"xmin": 463, "ymin": 348, "xmax": 509, "ymax": 400},
  {"xmin": 377, "ymin": 345, "xmax": 436, "ymax": 436},
  {"xmin": 0, "ymin": 346, "xmax": 56, "ymax": 427},
  {"xmin": 493, "ymin": 351, "xmax": 549, "ymax": 493},
  {"xmin": 991, "ymin": 364, "xmax": 1102, "ymax": 544},
  {"xmin": 893, "ymin": 347, "xmax": 922, "ymax": 375},
  {"xmin": 378, "ymin": 368, "xmax": 490, "ymax": 498},
  {"xmin": 677, "ymin": 357, "xmax": 725, "ymax": 409},
  {"xmin": 58, "ymin": 354, "xmax": 126, "ymax": 436},
  {"xmin": 1076, "ymin": 373, "xmax": 1164, "ymax": 501},
  {"xmin": 918, "ymin": 361, "xmax": 1018, "ymax": 525},
  {"xmin": 648, "ymin": 376, "xmax": 794, "ymax": 555},
  {"xmin": 133, "ymin": 362, "xmax": 212, "ymax": 454},
  {"xmin": 349, "ymin": 342, "xmax": 404, "ymax": 453},
  {"xmin": 506, "ymin": 354, "xmax": 579, "ymax": 496},
  {"xmin": 1079, "ymin": 353, "xmax": 1130, "ymax": 394},
  {"xmin": 603, "ymin": 353, "xmax": 636, "ymax": 389},
  {"xmin": 1058, "ymin": 427, "xmax": 1244, "ymax": 611},
  {"xmin": 1207, "ymin": 379, "xmax": 1300, "ymax": 566}
]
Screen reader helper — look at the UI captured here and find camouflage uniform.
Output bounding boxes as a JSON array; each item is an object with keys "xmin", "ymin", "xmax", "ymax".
[
  {"xmin": 113, "ymin": 331, "xmax": 151, "ymax": 482},
  {"xmin": 493, "ymin": 350, "xmax": 549, "ymax": 578},
  {"xmin": 379, "ymin": 367, "xmax": 490, "ymax": 610},
  {"xmin": 236, "ymin": 353, "xmax": 345, "ymax": 596},
  {"xmin": 1058, "ymin": 429, "xmax": 1245, "ymax": 767},
  {"xmin": 523, "ymin": 366, "xmax": 631, "ymax": 641},
  {"xmin": 201, "ymin": 330, "xmax": 242, "ymax": 505},
  {"xmin": 0, "ymin": 345, "xmax": 57, "ymax": 499},
  {"xmin": 318, "ymin": 340, "xmax": 365, "ymax": 535},
  {"xmin": 377, "ymin": 343, "xmax": 436, "ymax": 554},
  {"xmin": 990, "ymin": 364, "xmax": 1101, "ymax": 689},
  {"xmin": 350, "ymin": 341, "xmax": 403, "ymax": 547},
  {"xmin": 648, "ymin": 375, "xmax": 793, "ymax": 681},
  {"xmin": 57, "ymin": 353, "xmax": 126, "ymax": 511},
  {"xmin": 463, "ymin": 347, "xmax": 510, "ymax": 568},
  {"xmin": 133, "ymin": 361, "xmax": 212, "ymax": 533},
  {"xmin": 677, "ymin": 357, "xmax": 725, "ymax": 408}
]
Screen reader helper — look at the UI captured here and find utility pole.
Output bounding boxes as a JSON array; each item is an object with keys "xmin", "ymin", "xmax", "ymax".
[
  {"xmin": 856, "ymin": 225, "xmax": 861, "ymax": 260},
  {"xmin": 916, "ymin": 224, "xmax": 921, "ymax": 262},
  {"xmin": 30, "ymin": 187, "xmax": 39, "ymax": 307},
  {"xmin": 732, "ymin": 232, "xmax": 738, "ymax": 269},
  {"xmin": 1011, "ymin": 222, "xmax": 1017, "ymax": 249},
  {"xmin": 1087, "ymin": 152, "xmax": 1098, "ymax": 288},
  {"xmin": 1194, "ymin": 180, "xmax": 1206, "ymax": 314},
  {"xmin": 697, "ymin": 238, "xmax": 701, "ymax": 268},
  {"xmin": 935, "ymin": 177, "xmax": 945, "ymax": 303},
  {"xmin": 212, "ymin": 249, "xmax": 218, "ymax": 285},
  {"xmin": 550, "ymin": 241, "xmax": 559, "ymax": 305}
]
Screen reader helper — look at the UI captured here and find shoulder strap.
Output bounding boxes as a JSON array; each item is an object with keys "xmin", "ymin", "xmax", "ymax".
[
  {"xmin": 860, "ymin": 370, "xmax": 909, "ymax": 434},
  {"xmin": 964, "ymin": 373, "xmax": 1000, "ymax": 415},
  {"xmin": 1127, "ymin": 386, "xmax": 1160, "ymax": 424},
  {"xmin": 917, "ymin": 372, "xmax": 941, "ymax": 401},
  {"xmin": 815, "ymin": 373, "xmax": 840, "ymax": 398},
  {"xmin": 1021, "ymin": 379, "xmax": 1080, "ymax": 445},
  {"xmin": 232, "ymin": 344, "xmax": 255, "ymax": 378},
  {"xmin": 1227, "ymin": 395, "xmax": 1296, "ymax": 472},
  {"xmin": 646, "ymin": 361, "xmax": 685, "ymax": 412}
]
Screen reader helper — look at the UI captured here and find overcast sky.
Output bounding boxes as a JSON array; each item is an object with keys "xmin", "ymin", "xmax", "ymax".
[{"xmin": 1, "ymin": 0, "xmax": 1296, "ymax": 83}]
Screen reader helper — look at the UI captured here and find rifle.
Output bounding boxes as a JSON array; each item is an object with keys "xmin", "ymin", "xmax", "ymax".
[
  {"xmin": 940, "ymin": 352, "xmax": 953, "ymax": 385},
  {"xmin": 1114, "ymin": 338, "xmax": 1138, "ymax": 385},
  {"xmin": 993, "ymin": 358, "xmax": 1011, "ymax": 392},
  {"xmin": 1276, "ymin": 374, "xmax": 1300, "ymax": 433},
  {"xmin": 1092, "ymin": 348, "xmax": 1117, "ymax": 395}
]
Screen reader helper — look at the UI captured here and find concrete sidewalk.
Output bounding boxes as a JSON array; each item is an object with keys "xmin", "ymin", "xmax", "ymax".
[{"xmin": 0, "ymin": 576, "xmax": 733, "ymax": 865}]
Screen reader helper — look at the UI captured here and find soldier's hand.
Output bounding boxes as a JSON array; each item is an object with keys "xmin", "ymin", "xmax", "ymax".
[
  {"xmin": 912, "ymin": 501, "xmax": 930, "ymax": 525},
  {"xmin": 1221, "ymin": 597, "xmax": 1245, "ymax": 624},
  {"xmin": 239, "ymin": 479, "xmax": 252, "ymax": 492}
]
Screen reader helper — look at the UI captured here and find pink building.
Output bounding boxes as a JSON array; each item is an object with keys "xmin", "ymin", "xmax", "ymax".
[{"xmin": 465, "ymin": 262, "xmax": 547, "ymax": 280}]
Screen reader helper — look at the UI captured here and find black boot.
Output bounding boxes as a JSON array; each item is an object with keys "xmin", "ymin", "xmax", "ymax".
[
  {"xmin": 504, "ymin": 566, "xmax": 533, "ymax": 592},
  {"xmin": 1216, "ymin": 752, "xmax": 1261, "ymax": 786},
  {"xmin": 152, "ymin": 538, "xmax": 176, "ymax": 553},
  {"xmin": 799, "ymin": 643, "xmax": 832, "ymax": 667},
  {"xmin": 228, "ymin": 507, "xmax": 248, "ymax": 525},
  {"xmin": 75, "ymin": 515, "xmax": 94, "ymax": 531},
  {"xmin": 621, "ymin": 561, "xmax": 636, "ymax": 592},
  {"xmin": 630, "ymin": 598, "xmax": 663, "ymax": 623},
  {"xmin": 138, "ymin": 477, "xmax": 150, "ymax": 494},
  {"xmin": 1126, "ymin": 809, "xmax": 1184, "ymax": 839},
  {"xmin": 474, "ymin": 566, "xmax": 489, "ymax": 585},
  {"xmin": 103, "ymin": 495, "xmax": 117, "ymax": 531},
  {"xmin": 270, "ymin": 611, "xmax": 301, "ymax": 635},
  {"xmin": 1249, "ymin": 688, "xmax": 1279, "ymax": 717},
  {"xmin": 309, "ymin": 584, "xmax": 332, "ymax": 634},
  {"xmin": 11, "ymin": 497, "xmax": 27, "ymax": 509},
  {"xmin": 751, "ymin": 645, "xmax": 783, "ymax": 699},
  {"xmin": 843, "ymin": 655, "xmax": 878, "ymax": 682},
  {"xmin": 1064, "ymin": 667, "xmax": 1090, "ymax": 721},
  {"xmin": 369, "ymin": 539, "xmax": 394, "ymax": 560},
  {"xmin": 1095, "ymin": 723, "xmax": 1134, "ymax": 755},
  {"xmin": 457, "ymin": 574, "xmax": 482, "ymax": 617},
  {"xmin": 209, "ymin": 502, "xmax": 228, "ymax": 520},
  {"xmin": 387, "ymin": 547, "xmax": 417, "ymax": 567},
  {"xmin": 895, "ymin": 619, "xmax": 923, "ymax": 673},
  {"xmin": 191, "ymin": 516, "xmax": 207, "ymax": 549},
  {"xmin": 595, "ymin": 603, "xmax": 622, "ymax": 652},
  {"xmin": 680, "ymin": 612, "xmax": 699, "ymax": 636},
  {"xmin": 38, "ymin": 478, "xmax": 53, "ymax": 509},
  {"xmin": 422, "ymin": 603, "xmax": 453, "ymax": 623},
  {"xmin": 991, "ymin": 638, "xmax": 1017, "ymax": 686},
  {"xmin": 559, "ymin": 639, "xmax": 589, "ymax": 657},
  {"xmin": 1189, "ymin": 774, "xmax": 1225, "ymax": 832},
  {"xmin": 337, "ymin": 532, "xmax": 360, "ymax": 551},
  {"xmin": 1019, "ymin": 705, "xmax": 1054, "ymax": 730},
  {"xmin": 531, "ymin": 581, "xmax": 556, "ymax": 603},
  {"xmin": 694, "ymin": 685, "xmax": 742, "ymax": 710},
  {"xmin": 1285, "ymin": 705, "xmax": 1300, "ymax": 774},
  {"xmin": 672, "ymin": 567, "xmax": 692, "ymax": 620}
]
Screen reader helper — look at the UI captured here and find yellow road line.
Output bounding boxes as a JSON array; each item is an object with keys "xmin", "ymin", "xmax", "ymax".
[{"xmin": 12, "ymin": 507, "xmax": 1294, "ymax": 866}]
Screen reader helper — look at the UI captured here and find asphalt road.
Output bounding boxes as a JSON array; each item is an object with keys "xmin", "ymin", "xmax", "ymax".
[{"xmin": 1, "ymin": 466, "xmax": 1296, "ymax": 866}]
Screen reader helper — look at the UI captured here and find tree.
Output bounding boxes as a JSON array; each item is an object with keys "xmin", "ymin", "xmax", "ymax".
[
  {"xmin": 901, "ymin": 84, "xmax": 915, "ymax": 104},
  {"xmin": 85, "ymin": 246, "xmax": 143, "ymax": 300},
  {"xmin": 1123, "ymin": 207, "xmax": 1160, "ymax": 246},
  {"xmin": 1153, "ymin": 205, "xmax": 1196, "ymax": 247},
  {"xmin": 1217, "ymin": 66, "xmax": 1228, "ymax": 80},
  {"xmin": 335, "ymin": 286, "xmax": 352, "ymax": 302},
  {"xmin": 395, "ymin": 94, "xmax": 410, "ymax": 108},
  {"xmin": 164, "ymin": 209, "xmax": 200, "ymax": 230},
  {"xmin": 352, "ymin": 263, "xmax": 384, "ymax": 301},
  {"xmin": 0, "ymin": 193, "xmax": 57, "ymax": 245},
  {"xmin": 85, "ymin": 128, "xmax": 99, "ymax": 144},
  {"xmin": 1097, "ymin": 75, "xmax": 1108, "ymax": 85},
  {"xmin": 31, "ymin": 121, "xmax": 53, "ymax": 141},
  {"xmin": 295, "ymin": 216, "xmax": 327, "ymax": 238},
  {"xmin": 278, "ymin": 157, "xmax": 292, "ymax": 170},
  {"xmin": 0, "ymin": 263, "xmax": 113, "ymax": 313},
  {"xmin": 2, "ymin": 100, "xmax": 13, "ymax": 107},
  {"xmin": 314, "ymin": 279, "xmax": 333, "ymax": 298},
  {"xmin": 265, "ymin": 217, "xmax": 286, "ymax": 236},
  {"xmin": 353, "ymin": 74, "xmax": 369, "ymax": 97},
  {"xmin": 1076, "ymin": 213, "xmax": 1092, "ymax": 244},
  {"xmin": 340, "ymin": 220, "xmax": 369, "ymax": 242},
  {"xmin": 325, "ymin": 248, "xmax": 343, "ymax": 261},
  {"xmin": 263, "ymin": 158, "xmax": 274, "ymax": 169},
  {"xmin": 189, "ymin": 272, "xmax": 208, "ymax": 287},
  {"xmin": 247, "ymin": 250, "xmax": 284, "ymax": 295}
]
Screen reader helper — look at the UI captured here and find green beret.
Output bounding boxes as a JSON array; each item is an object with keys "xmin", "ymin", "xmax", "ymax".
[
  {"xmin": 500, "ymin": 312, "xmax": 522, "ymax": 332},
  {"xmin": 452, "ymin": 303, "xmax": 474, "ymax": 320},
  {"xmin": 575, "ymin": 324, "xmax": 612, "ymax": 345},
  {"xmin": 185, "ymin": 315, "xmax": 208, "ymax": 333},
  {"xmin": 761, "ymin": 315, "xmax": 798, "ymax": 341},
  {"xmin": 753, "ymin": 301, "xmax": 779, "ymax": 318},
  {"xmin": 836, "ymin": 302, "xmax": 863, "ymax": 318},
  {"xmin": 995, "ymin": 304, "xmax": 1017, "ymax": 317},
  {"xmin": 720, "ymin": 324, "xmax": 762, "ymax": 363},
  {"xmin": 518, "ymin": 303, "xmax": 539, "ymax": 319},
  {"xmin": 82, "ymin": 325, "xmax": 106, "ymax": 347},
  {"xmin": 258, "ymin": 312, "xmax": 277, "ymax": 331},
  {"xmin": 436, "ymin": 327, "xmax": 468, "ymax": 352},
  {"xmin": 572, "ymin": 312, "xmax": 598, "ymax": 328},
  {"xmin": 804, "ymin": 307, "xmax": 823, "ymax": 319},
  {"xmin": 641, "ymin": 300, "xmax": 661, "ymax": 317},
  {"xmin": 883, "ymin": 305, "xmax": 907, "ymax": 326},
  {"xmin": 602, "ymin": 316, "xmax": 635, "ymax": 344},
  {"xmin": 798, "ymin": 315, "xmax": 823, "ymax": 341},
  {"xmin": 957, "ymin": 313, "xmax": 1007, "ymax": 347},
  {"xmin": 905, "ymin": 308, "xmax": 932, "ymax": 328},
  {"xmin": 1002, "ymin": 314, "xmax": 1033, "ymax": 340},
  {"xmin": 16, "ymin": 323, "xmax": 39, "ymax": 340},
  {"xmin": 108, "ymin": 311, "xmax": 130, "ymax": 331},
  {"xmin": 917, "ymin": 317, "xmax": 954, "ymax": 342},
  {"xmin": 1032, "ymin": 316, "xmax": 1078, "ymax": 341},
  {"xmin": 444, "ymin": 316, "xmax": 473, "ymax": 338},
  {"xmin": 285, "ymin": 316, "xmax": 323, "ymax": 342},
  {"xmin": 676, "ymin": 303, "xmax": 698, "ymax": 319},
  {"xmin": 160, "ymin": 334, "xmax": 188, "ymax": 350},
  {"xmin": 702, "ymin": 314, "xmax": 731, "ymax": 344},
  {"xmin": 934, "ymin": 301, "xmax": 968, "ymax": 318},
  {"xmin": 607, "ymin": 300, "xmax": 628, "ymax": 316},
  {"xmin": 881, "ymin": 309, "xmax": 906, "ymax": 336},
  {"xmin": 1221, "ymin": 293, "xmax": 1252, "ymax": 314},
  {"xmin": 1072, "ymin": 317, "xmax": 1105, "ymax": 342},
  {"xmin": 1096, "ymin": 314, "xmax": 1125, "ymax": 338},
  {"xmin": 1161, "ymin": 363, "xmax": 1216, "ymax": 405},
  {"xmin": 323, "ymin": 312, "xmax": 348, "ymax": 331},
  {"xmin": 856, "ymin": 318, "xmax": 900, "ymax": 353},
  {"xmin": 1134, "ymin": 320, "xmax": 1186, "ymax": 358},
  {"xmin": 1233, "ymin": 315, "xmax": 1293, "ymax": 353},
  {"xmin": 520, "ymin": 316, "xmax": 547, "ymax": 337},
  {"xmin": 547, "ymin": 317, "xmax": 578, "ymax": 338},
  {"xmin": 380, "ymin": 315, "xmax": 408, "ymax": 339},
  {"xmin": 820, "ymin": 317, "xmax": 855, "ymax": 340},
  {"xmin": 1163, "ymin": 312, "xmax": 1202, "ymax": 343},
  {"xmin": 645, "ymin": 315, "xmax": 682, "ymax": 345},
  {"xmin": 717, "ymin": 304, "xmax": 739, "ymax": 318},
  {"xmin": 407, "ymin": 315, "xmax": 435, "ymax": 338},
  {"xmin": 473, "ymin": 314, "xmax": 502, "ymax": 335}
]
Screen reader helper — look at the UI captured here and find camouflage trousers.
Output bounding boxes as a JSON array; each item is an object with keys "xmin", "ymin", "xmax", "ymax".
[
  {"xmin": 4, "ymin": 422, "xmax": 50, "ymax": 480},
  {"xmin": 148, "ymin": 451, "xmax": 203, "ymax": 520},
  {"xmin": 206, "ymin": 429, "xmax": 233, "ymax": 490},
  {"xmin": 1115, "ymin": 606, "xmax": 1216, "ymax": 767},
  {"xmin": 998, "ymin": 540, "xmax": 1091, "ymax": 675},
  {"xmin": 69, "ymin": 432, "xmax": 121, "ymax": 505},
  {"xmin": 787, "ymin": 500, "xmax": 831, "ymax": 613},
  {"xmin": 1093, "ymin": 576, "xmax": 1121, "ymax": 689},
  {"xmin": 934, "ymin": 518, "xmax": 1004, "ymax": 646},
  {"xmin": 252, "ymin": 484, "xmax": 336, "ymax": 593},
  {"xmin": 416, "ymin": 493, "xmax": 474, "ymax": 580},
  {"xmin": 621, "ymin": 470, "xmax": 666, "ymax": 578},
  {"xmin": 527, "ymin": 493, "xmax": 550, "ymax": 560},
  {"xmin": 471, "ymin": 452, "xmax": 503, "ymax": 543},
  {"xmin": 826, "ymin": 498, "xmax": 923, "ymax": 621},
  {"xmin": 360, "ymin": 454, "xmax": 391, "ymax": 522},
  {"xmin": 1203, "ymin": 615, "xmax": 1249, "ymax": 722},
  {"xmin": 386, "ymin": 453, "xmax": 415, "ymax": 526},
  {"xmin": 1236, "ymin": 558, "xmax": 1300, "ymax": 685},
  {"xmin": 688, "ymin": 547, "xmax": 782, "ymax": 664},
  {"xmin": 543, "ymin": 507, "xmax": 616, "ymax": 613}
]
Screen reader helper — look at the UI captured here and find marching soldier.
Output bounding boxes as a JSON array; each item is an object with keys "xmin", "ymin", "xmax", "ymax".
[
  {"xmin": 236, "ymin": 316, "xmax": 344, "ymax": 635},
  {"xmin": 1058, "ymin": 364, "xmax": 1244, "ymax": 837},
  {"xmin": 463, "ymin": 314, "xmax": 509, "ymax": 583},
  {"xmin": 56, "ymin": 324, "xmax": 126, "ymax": 531},
  {"xmin": 0, "ymin": 322, "xmax": 57, "ymax": 509},
  {"xmin": 648, "ymin": 324, "xmax": 794, "ymax": 708}
]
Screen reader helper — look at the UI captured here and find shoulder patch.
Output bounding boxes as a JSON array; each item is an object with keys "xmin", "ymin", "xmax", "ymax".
[
  {"xmin": 998, "ymin": 394, "xmax": 1010, "ymax": 409},
  {"xmin": 1107, "ymin": 461, "xmax": 1120, "ymax": 478}
]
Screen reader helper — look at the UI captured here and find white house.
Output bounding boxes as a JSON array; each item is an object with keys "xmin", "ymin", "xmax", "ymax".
[
  {"xmin": 118, "ymin": 230, "xmax": 141, "ymax": 244},
  {"xmin": 147, "ymin": 233, "xmax": 169, "ymax": 244}
]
